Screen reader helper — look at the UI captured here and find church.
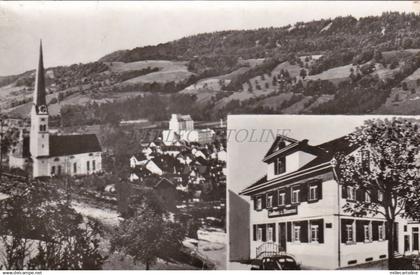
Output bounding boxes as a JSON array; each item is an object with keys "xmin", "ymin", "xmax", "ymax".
[{"xmin": 9, "ymin": 42, "xmax": 103, "ymax": 178}]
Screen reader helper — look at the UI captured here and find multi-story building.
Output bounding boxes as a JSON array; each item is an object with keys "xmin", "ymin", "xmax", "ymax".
[
  {"xmin": 162, "ymin": 114, "xmax": 214, "ymax": 145},
  {"xmin": 240, "ymin": 135, "xmax": 419, "ymax": 269}
]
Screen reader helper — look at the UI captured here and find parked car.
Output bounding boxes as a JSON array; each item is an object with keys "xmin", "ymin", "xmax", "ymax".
[{"xmin": 251, "ymin": 255, "xmax": 301, "ymax": 270}]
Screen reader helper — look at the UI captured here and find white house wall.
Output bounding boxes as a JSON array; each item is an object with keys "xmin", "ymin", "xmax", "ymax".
[
  {"xmin": 266, "ymin": 151, "xmax": 317, "ymax": 181},
  {"xmin": 47, "ymin": 152, "xmax": 102, "ymax": 176}
]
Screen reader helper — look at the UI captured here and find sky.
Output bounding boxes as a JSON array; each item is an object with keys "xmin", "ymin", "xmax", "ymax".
[
  {"xmin": 227, "ymin": 115, "xmax": 415, "ymax": 194},
  {"xmin": 0, "ymin": 1, "xmax": 419, "ymax": 76}
]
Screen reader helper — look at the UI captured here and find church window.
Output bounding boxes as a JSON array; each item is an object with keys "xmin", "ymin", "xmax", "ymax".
[
  {"xmin": 54, "ymin": 158, "xmax": 59, "ymax": 162},
  {"xmin": 73, "ymin": 163, "xmax": 77, "ymax": 174},
  {"xmin": 92, "ymin": 160, "xmax": 96, "ymax": 171},
  {"xmin": 41, "ymin": 118, "xmax": 45, "ymax": 122},
  {"xmin": 51, "ymin": 166, "xmax": 55, "ymax": 175},
  {"xmin": 57, "ymin": 165, "xmax": 62, "ymax": 175},
  {"xmin": 87, "ymin": 161, "xmax": 90, "ymax": 171}
]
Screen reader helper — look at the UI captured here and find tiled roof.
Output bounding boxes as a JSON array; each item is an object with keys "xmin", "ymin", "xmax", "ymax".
[
  {"xmin": 241, "ymin": 135, "xmax": 355, "ymax": 195},
  {"xmin": 49, "ymin": 134, "xmax": 102, "ymax": 157}
]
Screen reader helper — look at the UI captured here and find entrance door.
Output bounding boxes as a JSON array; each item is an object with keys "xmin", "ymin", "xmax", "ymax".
[
  {"xmin": 404, "ymin": 235, "xmax": 410, "ymax": 252},
  {"xmin": 413, "ymin": 228, "xmax": 419, "ymax": 251},
  {"xmin": 278, "ymin": 223, "xmax": 287, "ymax": 251}
]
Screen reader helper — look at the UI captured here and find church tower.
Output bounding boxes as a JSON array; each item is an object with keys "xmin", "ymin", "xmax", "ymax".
[{"xmin": 30, "ymin": 41, "xmax": 50, "ymax": 177}]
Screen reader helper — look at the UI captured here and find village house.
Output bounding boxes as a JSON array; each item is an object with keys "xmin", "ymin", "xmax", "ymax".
[
  {"xmin": 8, "ymin": 42, "xmax": 102, "ymax": 178},
  {"xmin": 240, "ymin": 134, "xmax": 420, "ymax": 269}
]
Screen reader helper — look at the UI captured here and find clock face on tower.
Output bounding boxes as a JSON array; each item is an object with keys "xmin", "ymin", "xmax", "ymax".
[{"xmin": 38, "ymin": 105, "xmax": 48, "ymax": 114}]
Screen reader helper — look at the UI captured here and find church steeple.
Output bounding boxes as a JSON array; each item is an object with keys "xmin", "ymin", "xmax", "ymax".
[
  {"xmin": 30, "ymin": 40, "xmax": 50, "ymax": 176},
  {"xmin": 34, "ymin": 40, "xmax": 46, "ymax": 106}
]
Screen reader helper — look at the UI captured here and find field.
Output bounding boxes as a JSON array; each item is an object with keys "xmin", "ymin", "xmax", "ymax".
[
  {"xmin": 305, "ymin": 63, "xmax": 354, "ymax": 84},
  {"xmin": 107, "ymin": 60, "xmax": 194, "ymax": 84}
]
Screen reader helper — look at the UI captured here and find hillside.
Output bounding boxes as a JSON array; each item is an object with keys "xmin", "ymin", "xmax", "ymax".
[{"xmin": 1, "ymin": 12, "xmax": 420, "ymax": 121}]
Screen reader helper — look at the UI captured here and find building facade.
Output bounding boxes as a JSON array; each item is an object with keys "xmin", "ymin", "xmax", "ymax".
[
  {"xmin": 240, "ymin": 135, "xmax": 419, "ymax": 269},
  {"xmin": 162, "ymin": 114, "xmax": 214, "ymax": 145},
  {"xmin": 9, "ymin": 42, "xmax": 102, "ymax": 178}
]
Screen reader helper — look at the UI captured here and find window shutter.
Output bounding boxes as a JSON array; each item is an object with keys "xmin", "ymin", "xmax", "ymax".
[
  {"xmin": 342, "ymin": 185, "xmax": 347, "ymax": 198},
  {"xmin": 385, "ymin": 222, "xmax": 389, "ymax": 240},
  {"xmin": 372, "ymin": 221, "xmax": 379, "ymax": 241},
  {"xmin": 262, "ymin": 195, "xmax": 266, "ymax": 209},
  {"xmin": 300, "ymin": 184, "xmax": 307, "ymax": 202},
  {"xmin": 356, "ymin": 220, "xmax": 364, "ymax": 242},
  {"xmin": 301, "ymin": 221, "xmax": 308, "ymax": 243},
  {"xmin": 371, "ymin": 189, "xmax": 378, "ymax": 203},
  {"xmin": 341, "ymin": 219, "xmax": 347, "ymax": 243},
  {"xmin": 253, "ymin": 225, "xmax": 257, "ymax": 241},
  {"xmin": 356, "ymin": 189, "xmax": 364, "ymax": 202},
  {"xmin": 272, "ymin": 191, "xmax": 278, "ymax": 206},
  {"xmin": 287, "ymin": 222, "xmax": 292, "ymax": 242},
  {"xmin": 317, "ymin": 181, "xmax": 323, "ymax": 200},
  {"xmin": 285, "ymin": 188, "xmax": 291, "ymax": 205},
  {"xmin": 262, "ymin": 225, "xmax": 267, "ymax": 241},
  {"xmin": 272, "ymin": 224, "xmax": 276, "ymax": 242},
  {"xmin": 317, "ymin": 219, "xmax": 324, "ymax": 243}
]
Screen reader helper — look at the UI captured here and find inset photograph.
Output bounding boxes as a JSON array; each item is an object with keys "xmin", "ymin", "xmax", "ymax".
[{"xmin": 228, "ymin": 115, "xmax": 420, "ymax": 270}]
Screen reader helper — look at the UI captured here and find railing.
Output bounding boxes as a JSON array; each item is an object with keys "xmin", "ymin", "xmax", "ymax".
[{"xmin": 256, "ymin": 242, "xmax": 284, "ymax": 259}]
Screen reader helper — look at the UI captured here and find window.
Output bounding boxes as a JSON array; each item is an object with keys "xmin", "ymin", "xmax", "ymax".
[
  {"xmin": 87, "ymin": 161, "xmax": 90, "ymax": 171},
  {"xmin": 309, "ymin": 185, "xmax": 318, "ymax": 201},
  {"xmin": 364, "ymin": 224, "xmax": 371, "ymax": 242},
  {"xmin": 257, "ymin": 227, "xmax": 263, "ymax": 241},
  {"xmin": 361, "ymin": 150, "xmax": 370, "ymax": 171},
  {"xmin": 57, "ymin": 165, "xmax": 62, "ymax": 175},
  {"xmin": 73, "ymin": 162, "xmax": 77, "ymax": 174},
  {"xmin": 267, "ymin": 226, "xmax": 273, "ymax": 242},
  {"xmin": 378, "ymin": 225, "xmax": 385, "ymax": 241},
  {"xmin": 347, "ymin": 186, "xmax": 356, "ymax": 201},
  {"xmin": 278, "ymin": 192, "xmax": 285, "ymax": 206},
  {"xmin": 311, "ymin": 225, "xmax": 319, "ymax": 242},
  {"xmin": 291, "ymin": 189, "xmax": 300, "ymax": 204},
  {"xmin": 293, "ymin": 225, "xmax": 300, "ymax": 242},
  {"xmin": 92, "ymin": 160, "xmax": 96, "ymax": 171},
  {"xmin": 378, "ymin": 190, "xmax": 383, "ymax": 202},
  {"xmin": 346, "ymin": 224, "xmax": 354, "ymax": 243},
  {"xmin": 256, "ymin": 197, "xmax": 262, "ymax": 210},
  {"xmin": 51, "ymin": 166, "xmax": 55, "ymax": 175},
  {"xmin": 365, "ymin": 192, "xmax": 371, "ymax": 203},
  {"xmin": 267, "ymin": 194, "xmax": 273, "ymax": 208},
  {"xmin": 274, "ymin": 157, "xmax": 286, "ymax": 175}
]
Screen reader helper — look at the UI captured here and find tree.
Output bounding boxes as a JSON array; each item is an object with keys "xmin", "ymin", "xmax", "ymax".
[
  {"xmin": 110, "ymin": 209, "xmax": 185, "ymax": 270},
  {"xmin": 336, "ymin": 118, "xmax": 420, "ymax": 269},
  {"xmin": 299, "ymin": 69, "xmax": 307, "ymax": 79},
  {"xmin": 0, "ymin": 180, "xmax": 105, "ymax": 270}
]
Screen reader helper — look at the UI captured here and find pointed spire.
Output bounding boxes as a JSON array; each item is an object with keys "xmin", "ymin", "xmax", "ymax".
[{"xmin": 34, "ymin": 40, "xmax": 46, "ymax": 106}]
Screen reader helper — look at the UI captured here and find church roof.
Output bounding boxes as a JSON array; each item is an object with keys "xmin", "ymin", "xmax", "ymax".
[
  {"xmin": 173, "ymin": 114, "xmax": 192, "ymax": 121},
  {"xmin": 49, "ymin": 134, "xmax": 102, "ymax": 157},
  {"xmin": 34, "ymin": 41, "xmax": 46, "ymax": 106}
]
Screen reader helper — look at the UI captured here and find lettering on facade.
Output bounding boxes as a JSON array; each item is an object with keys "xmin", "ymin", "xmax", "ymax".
[{"xmin": 268, "ymin": 206, "xmax": 298, "ymax": 218}]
